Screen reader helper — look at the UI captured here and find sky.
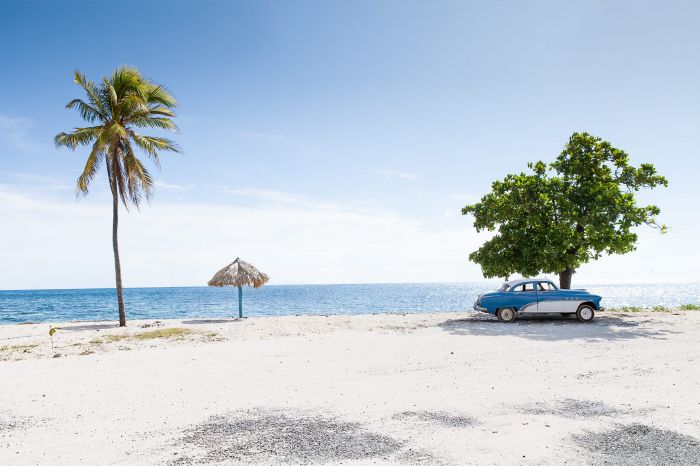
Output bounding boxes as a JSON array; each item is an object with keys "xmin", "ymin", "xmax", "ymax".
[{"xmin": 1, "ymin": 0, "xmax": 699, "ymax": 289}]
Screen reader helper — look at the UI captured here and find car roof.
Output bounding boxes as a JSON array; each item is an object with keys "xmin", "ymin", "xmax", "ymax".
[{"xmin": 505, "ymin": 278, "xmax": 553, "ymax": 287}]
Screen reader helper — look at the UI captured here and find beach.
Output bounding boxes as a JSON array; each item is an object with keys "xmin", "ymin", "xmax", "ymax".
[{"xmin": 2, "ymin": 310, "xmax": 699, "ymax": 465}]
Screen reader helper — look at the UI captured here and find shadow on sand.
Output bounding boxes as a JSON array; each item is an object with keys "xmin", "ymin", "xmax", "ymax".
[
  {"xmin": 59, "ymin": 323, "xmax": 120, "ymax": 331},
  {"xmin": 181, "ymin": 319, "xmax": 241, "ymax": 325},
  {"xmin": 438, "ymin": 313, "xmax": 676, "ymax": 342}
]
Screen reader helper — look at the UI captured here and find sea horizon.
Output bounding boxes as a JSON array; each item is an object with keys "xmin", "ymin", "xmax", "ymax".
[
  {"xmin": 3, "ymin": 277, "xmax": 700, "ymax": 293},
  {"xmin": 2, "ymin": 281, "xmax": 699, "ymax": 325}
]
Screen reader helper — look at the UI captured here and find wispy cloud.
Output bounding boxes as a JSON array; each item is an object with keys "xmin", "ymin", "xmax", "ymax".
[
  {"xmin": 374, "ymin": 169, "xmax": 419, "ymax": 181},
  {"xmin": 0, "ymin": 185, "xmax": 482, "ymax": 288},
  {"xmin": 0, "ymin": 170, "xmax": 72, "ymax": 191},
  {"xmin": 0, "ymin": 114, "xmax": 46, "ymax": 152},
  {"xmin": 228, "ymin": 187, "xmax": 308, "ymax": 204},
  {"xmin": 0, "ymin": 185, "xmax": 686, "ymax": 288},
  {"xmin": 154, "ymin": 180, "xmax": 189, "ymax": 191}
]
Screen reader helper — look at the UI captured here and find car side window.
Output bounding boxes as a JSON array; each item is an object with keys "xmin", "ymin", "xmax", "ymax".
[
  {"xmin": 538, "ymin": 282, "xmax": 555, "ymax": 291},
  {"xmin": 514, "ymin": 283, "xmax": 535, "ymax": 292}
]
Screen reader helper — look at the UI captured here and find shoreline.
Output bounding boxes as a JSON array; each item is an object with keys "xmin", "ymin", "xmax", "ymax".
[{"xmin": 1, "ymin": 304, "xmax": 697, "ymax": 328}]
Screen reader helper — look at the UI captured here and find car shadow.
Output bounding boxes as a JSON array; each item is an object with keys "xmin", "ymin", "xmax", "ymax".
[{"xmin": 438, "ymin": 313, "xmax": 677, "ymax": 342}]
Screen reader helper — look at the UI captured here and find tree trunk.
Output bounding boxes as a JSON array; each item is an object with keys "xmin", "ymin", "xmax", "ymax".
[
  {"xmin": 108, "ymin": 151, "xmax": 127, "ymax": 327},
  {"xmin": 559, "ymin": 268, "xmax": 574, "ymax": 289},
  {"xmin": 112, "ymin": 187, "xmax": 126, "ymax": 326}
]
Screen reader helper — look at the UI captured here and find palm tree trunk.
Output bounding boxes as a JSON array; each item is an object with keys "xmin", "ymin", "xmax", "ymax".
[
  {"xmin": 112, "ymin": 188, "xmax": 126, "ymax": 326},
  {"xmin": 108, "ymin": 150, "xmax": 127, "ymax": 327}
]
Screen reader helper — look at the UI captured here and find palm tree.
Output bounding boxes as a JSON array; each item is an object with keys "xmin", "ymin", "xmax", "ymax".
[{"xmin": 55, "ymin": 66, "xmax": 179, "ymax": 326}]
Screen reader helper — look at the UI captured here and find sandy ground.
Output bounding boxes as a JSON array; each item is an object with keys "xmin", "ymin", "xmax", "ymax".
[{"xmin": 1, "ymin": 310, "xmax": 699, "ymax": 465}]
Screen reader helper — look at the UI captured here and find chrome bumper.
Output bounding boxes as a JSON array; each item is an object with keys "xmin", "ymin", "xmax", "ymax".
[{"xmin": 473, "ymin": 302, "xmax": 488, "ymax": 313}]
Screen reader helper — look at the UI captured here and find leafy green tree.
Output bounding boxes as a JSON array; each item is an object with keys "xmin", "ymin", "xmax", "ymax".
[
  {"xmin": 462, "ymin": 132, "xmax": 667, "ymax": 289},
  {"xmin": 55, "ymin": 67, "xmax": 179, "ymax": 326}
]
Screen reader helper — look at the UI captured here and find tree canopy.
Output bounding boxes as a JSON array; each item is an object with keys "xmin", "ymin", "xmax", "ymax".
[
  {"xmin": 55, "ymin": 66, "xmax": 180, "ymax": 207},
  {"xmin": 462, "ymin": 132, "xmax": 668, "ymax": 288}
]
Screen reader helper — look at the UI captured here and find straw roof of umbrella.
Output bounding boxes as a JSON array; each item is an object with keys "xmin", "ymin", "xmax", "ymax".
[{"xmin": 207, "ymin": 258, "xmax": 269, "ymax": 288}]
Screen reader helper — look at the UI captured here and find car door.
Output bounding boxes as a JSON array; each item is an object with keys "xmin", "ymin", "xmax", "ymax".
[
  {"xmin": 510, "ymin": 282, "xmax": 538, "ymax": 312},
  {"xmin": 535, "ymin": 281, "xmax": 560, "ymax": 312}
]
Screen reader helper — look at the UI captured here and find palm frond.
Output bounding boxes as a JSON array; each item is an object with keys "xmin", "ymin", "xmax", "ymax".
[
  {"xmin": 148, "ymin": 105, "xmax": 176, "ymax": 117},
  {"xmin": 122, "ymin": 141, "xmax": 154, "ymax": 206},
  {"xmin": 110, "ymin": 150, "xmax": 129, "ymax": 208},
  {"xmin": 66, "ymin": 99, "xmax": 102, "ymax": 123},
  {"xmin": 73, "ymin": 71, "xmax": 110, "ymax": 118},
  {"xmin": 54, "ymin": 126, "xmax": 103, "ymax": 149},
  {"xmin": 143, "ymin": 83, "xmax": 177, "ymax": 108},
  {"xmin": 130, "ymin": 133, "xmax": 180, "ymax": 168},
  {"xmin": 105, "ymin": 81, "xmax": 119, "ymax": 113},
  {"xmin": 76, "ymin": 143, "xmax": 105, "ymax": 196},
  {"xmin": 129, "ymin": 116, "xmax": 178, "ymax": 130}
]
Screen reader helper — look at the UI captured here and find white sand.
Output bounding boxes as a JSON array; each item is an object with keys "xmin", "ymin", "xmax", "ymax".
[{"xmin": 1, "ymin": 311, "xmax": 699, "ymax": 465}]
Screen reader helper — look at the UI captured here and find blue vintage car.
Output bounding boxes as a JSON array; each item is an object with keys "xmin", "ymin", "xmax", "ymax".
[{"xmin": 473, "ymin": 278, "xmax": 603, "ymax": 322}]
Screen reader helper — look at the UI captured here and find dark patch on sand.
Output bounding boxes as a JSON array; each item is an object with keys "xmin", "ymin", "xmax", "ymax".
[
  {"xmin": 520, "ymin": 398, "xmax": 622, "ymax": 418},
  {"xmin": 393, "ymin": 410, "xmax": 478, "ymax": 428},
  {"xmin": 573, "ymin": 423, "xmax": 700, "ymax": 465},
  {"xmin": 0, "ymin": 413, "xmax": 30, "ymax": 434},
  {"xmin": 169, "ymin": 409, "xmax": 434, "ymax": 465}
]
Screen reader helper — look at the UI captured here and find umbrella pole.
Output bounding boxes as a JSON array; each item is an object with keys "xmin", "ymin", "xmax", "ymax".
[{"xmin": 238, "ymin": 285, "xmax": 243, "ymax": 318}]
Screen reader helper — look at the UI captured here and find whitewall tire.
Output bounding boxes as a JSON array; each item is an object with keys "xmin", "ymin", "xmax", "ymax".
[
  {"xmin": 576, "ymin": 304, "xmax": 595, "ymax": 323},
  {"xmin": 497, "ymin": 308, "xmax": 516, "ymax": 323}
]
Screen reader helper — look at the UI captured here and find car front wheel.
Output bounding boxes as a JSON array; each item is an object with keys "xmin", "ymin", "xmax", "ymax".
[
  {"xmin": 497, "ymin": 308, "xmax": 516, "ymax": 323},
  {"xmin": 576, "ymin": 304, "xmax": 595, "ymax": 323}
]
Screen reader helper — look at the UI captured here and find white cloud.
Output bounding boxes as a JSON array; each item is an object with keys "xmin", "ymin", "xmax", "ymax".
[
  {"xmin": 0, "ymin": 171, "xmax": 72, "ymax": 191},
  {"xmin": 154, "ymin": 180, "xmax": 189, "ymax": 191},
  {"xmin": 0, "ymin": 186, "xmax": 486, "ymax": 289},
  {"xmin": 0, "ymin": 186, "xmax": 694, "ymax": 290},
  {"xmin": 373, "ymin": 169, "xmax": 419, "ymax": 181},
  {"xmin": 228, "ymin": 187, "xmax": 309, "ymax": 204}
]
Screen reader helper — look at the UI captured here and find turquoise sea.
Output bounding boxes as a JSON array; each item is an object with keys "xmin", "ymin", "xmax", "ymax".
[{"xmin": 1, "ymin": 282, "xmax": 699, "ymax": 324}]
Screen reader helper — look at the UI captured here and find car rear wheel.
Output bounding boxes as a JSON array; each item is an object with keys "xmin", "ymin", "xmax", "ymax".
[
  {"xmin": 497, "ymin": 308, "xmax": 516, "ymax": 323},
  {"xmin": 576, "ymin": 304, "xmax": 595, "ymax": 323}
]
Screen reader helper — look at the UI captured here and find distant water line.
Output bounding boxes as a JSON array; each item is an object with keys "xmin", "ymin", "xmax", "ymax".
[{"xmin": 1, "ymin": 282, "xmax": 699, "ymax": 324}]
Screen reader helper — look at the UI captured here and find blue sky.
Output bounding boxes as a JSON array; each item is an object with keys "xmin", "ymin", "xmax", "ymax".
[{"xmin": 1, "ymin": 0, "xmax": 699, "ymax": 289}]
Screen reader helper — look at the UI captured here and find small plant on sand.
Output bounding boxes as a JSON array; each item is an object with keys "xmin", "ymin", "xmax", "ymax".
[
  {"xmin": 680, "ymin": 303, "xmax": 700, "ymax": 311},
  {"xmin": 620, "ymin": 306, "xmax": 642, "ymax": 312},
  {"xmin": 0, "ymin": 344, "xmax": 38, "ymax": 353},
  {"xmin": 97, "ymin": 328, "xmax": 194, "ymax": 344},
  {"xmin": 652, "ymin": 305, "xmax": 669, "ymax": 312},
  {"xmin": 49, "ymin": 327, "xmax": 58, "ymax": 351},
  {"xmin": 134, "ymin": 328, "xmax": 193, "ymax": 340},
  {"xmin": 0, "ymin": 344, "xmax": 39, "ymax": 361},
  {"xmin": 102, "ymin": 334, "xmax": 130, "ymax": 343}
]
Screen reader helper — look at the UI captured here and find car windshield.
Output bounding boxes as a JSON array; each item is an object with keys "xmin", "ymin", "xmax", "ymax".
[{"xmin": 497, "ymin": 283, "xmax": 510, "ymax": 292}]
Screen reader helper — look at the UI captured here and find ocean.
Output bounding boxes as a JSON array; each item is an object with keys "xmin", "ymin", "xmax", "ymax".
[{"xmin": 1, "ymin": 282, "xmax": 699, "ymax": 324}]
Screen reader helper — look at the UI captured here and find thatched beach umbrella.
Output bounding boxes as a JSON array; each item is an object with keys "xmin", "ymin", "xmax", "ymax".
[{"xmin": 207, "ymin": 258, "xmax": 269, "ymax": 318}]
